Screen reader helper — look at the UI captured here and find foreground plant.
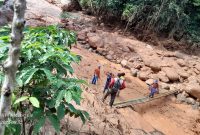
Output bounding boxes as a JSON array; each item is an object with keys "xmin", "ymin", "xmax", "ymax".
[{"xmin": 0, "ymin": 25, "xmax": 89, "ymax": 134}]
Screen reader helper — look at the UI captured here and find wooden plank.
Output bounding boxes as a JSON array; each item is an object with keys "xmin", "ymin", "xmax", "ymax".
[{"xmin": 113, "ymin": 90, "xmax": 177, "ymax": 107}]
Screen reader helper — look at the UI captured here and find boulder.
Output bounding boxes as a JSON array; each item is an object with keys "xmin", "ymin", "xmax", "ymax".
[
  {"xmin": 131, "ymin": 68, "xmax": 139, "ymax": 77},
  {"xmin": 186, "ymin": 97, "xmax": 196, "ymax": 105},
  {"xmin": 161, "ymin": 83, "xmax": 170, "ymax": 90},
  {"xmin": 141, "ymin": 66, "xmax": 152, "ymax": 71},
  {"xmin": 176, "ymin": 59, "xmax": 186, "ymax": 67},
  {"xmin": 176, "ymin": 69, "xmax": 189, "ymax": 79},
  {"xmin": 157, "ymin": 71, "xmax": 169, "ymax": 83},
  {"xmin": 149, "ymin": 62, "xmax": 161, "ymax": 71},
  {"xmin": 121, "ymin": 60, "xmax": 128, "ymax": 67},
  {"xmin": 162, "ymin": 67, "xmax": 179, "ymax": 82},
  {"xmin": 188, "ymin": 76, "xmax": 199, "ymax": 84},
  {"xmin": 145, "ymin": 79, "xmax": 154, "ymax": 85},
  {"xmin": 77, "ymin": 31, "xmax": 87, "ymax": 41},
  {"xmin": 108, "ymin": 50, "xmax": 114, "ymax": 55},
  {"xmin": 195, "ymin": 63, "xmax": 200, "ymax": 71},
  {"xmin": 138, "ymin": 71, "xmax": 151, "ymax": 81},
  {"xmin": 177, "ymin": 92, "xmax": 187, "ymax": 103},
  {"xmin": 188, "ymin": 84, "xmax": 200, "ymax": 99},
  {"xmin": 122, "ymin": 46, "xmax": 130, "ymax": 52},
  {"xmin": 174, "ymin": 51, "xmax": 186, "ymax": 59},
  {"xmin": 88, "ymin": 35, "xmax": 103, "ymax": 49},
  {"xmin": 106, "ymin": 55, "xmax": 113, "ymax": 60},
  {"xmin": 142, "ymin": 55, "xmax": 162, "ymax": 71},
  {"xmin": 96, "ymin": 48, "xmax": 106, "ymax": 55},
  {"xmin": 134, "ymin": 63, "xmax": 142, "ymax": 69}
]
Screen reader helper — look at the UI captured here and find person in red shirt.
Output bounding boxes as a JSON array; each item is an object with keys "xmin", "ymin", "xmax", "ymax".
[
  {"xmin": 102, "ymin": 73, "xmax": 126, "ymax": 107},
  {"xmin": 91, "ymin": 66, "xmax": 101, "ymax": 85}
]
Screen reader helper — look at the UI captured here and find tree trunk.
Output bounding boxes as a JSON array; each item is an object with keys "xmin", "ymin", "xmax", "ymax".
[{"xmin": 0, "ymin": 0, "xmax": 26, "ymax": 134}]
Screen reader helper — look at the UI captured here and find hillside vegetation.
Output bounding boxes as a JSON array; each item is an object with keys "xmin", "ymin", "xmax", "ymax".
[{"xmin": 79, "ymin": 0, "xmax": 200, "ymax": 46}]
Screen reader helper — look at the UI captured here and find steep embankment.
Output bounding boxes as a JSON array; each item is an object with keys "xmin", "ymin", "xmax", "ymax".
[{"xmin": 24, "ymin": 0, "xmax": 200, "ymax": 134}]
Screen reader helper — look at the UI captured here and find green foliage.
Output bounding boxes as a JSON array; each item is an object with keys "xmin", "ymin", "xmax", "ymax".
[
  {"xmin": 0, "ymin": 0, "xmax": 3, "ymax": 7},
  {"xmin": 0, "ymin": 25, "xmax": 89, "ymax": 134},
  {"xmin": 82, "ymin": 0, "xmax": 200, "ymax": 43},
  {"xmin": 122, "ymin": 4, "xmax": 138, "ymax": 20},
  {"xmin": 80, "ymin": 0, "xmax": 90, "ymax": 8}
]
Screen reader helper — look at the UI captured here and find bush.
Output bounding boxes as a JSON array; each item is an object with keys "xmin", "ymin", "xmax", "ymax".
[{"xmin": 0, "ymin": 25, "xmax": 89, "ymax": 134}]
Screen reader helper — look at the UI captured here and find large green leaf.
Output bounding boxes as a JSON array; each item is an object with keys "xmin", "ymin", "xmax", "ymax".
[
  {"xmin": 55, "ymin": 90, "xmax": 65, "ymax": 108},
  {"xmin": 57, "ymin": 104, "xmax": 65, "ymax": 120},
  {"xmin": 48, "ymin": 114, "xmax": 60, "ymax": 133},
  {"xmin": 29, "ymin": 97, "xmax": 40, "ymax": 108},
  {"xmin": 40, "ymin": 68, "xmax": 54, "ymax": 82},
  {"xmin": 13, "ymin": 96, "xmax": 29, "ymax": 105},
  {"xmin": 32, "ymin": 108, "xmax": 44, "ymax": 119},
  {"xmin": 33, "ymin": 116, "xmax": 46, "ymax": 134},
  {"xmin": 64, "ymin": 90, "xmax": 72, "ymax": 103},
  {"xmin": 20, "ymin": 68, "xmax": 39, "ymax": 85},
  {"xmin": 5, "ymin": 123, "xmax": 21, "ymax": 135}
]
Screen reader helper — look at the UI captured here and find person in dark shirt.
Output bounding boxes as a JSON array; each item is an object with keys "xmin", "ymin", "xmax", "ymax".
[
  {"xmin": 102, "ymin": 73, "xmax": 126, "ymax": 107},
  {"xmin": 103, "ymin": 72, "xmax": 113, "ymax": 93}
]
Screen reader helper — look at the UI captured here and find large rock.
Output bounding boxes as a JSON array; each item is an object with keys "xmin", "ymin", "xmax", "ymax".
[
  {"xmin": 142, "ymin": 55, "xmax": 162, "ymax": 71},
  {"xmin": 121, "ymin": 60, "xmax": 128, "ymax": 67},
  {"xmin": 149, "ymin": 62, "xmax": 161, "ymax": 71},
  {"xmin": 177, "ymin": 92, "xmax": 187, "ymax": 103},
  {"xmin": 187, "ymin": 84, "xmax": 200, "ymax": 99},
  {"xmin": 77, "ymin": 31, "xmax": 87, "ymax": 41},
  {"xmin": 157, "ymin": 71, "xmax": 169, "ymax": 83},
  {"xmin": 131, "ymin": 68, "xmax": 139, "ymax": 77},
  {"xmin": 174, "ymin": 51, "xmax": 186, "ymax": 59},
  {"xmin": 176, "ymin": 69, "xmax": 189, "ymax": 79},
  {"xmin": 161, "ymin": 83, "xmax": 170, "ymax": 90},
  {"xmin": 188, "ymin": 76, "xmax": 199, "ymax": 84},
  {"xmin": 145, "ymin": 79, "xmax": 154, "ymax": 85},
  {"xmin": 108, "ymin": 50, "xmax": 114, "ymax": 55},
  {"xmin": 106, "ymin": 55, "xmax": 113, "ymax": 60},
  {"xmin": 138, "ymin": 71, "xmax": 151, "ymax": 81},
  {"xmin": 87, "ymin": 34, "xmax": 104, "ymax": 49},
  {"xmin": 186, "ymin": 97, "xmax": 196, "ymax": 105},
  {"xmin": 176, "ymin": 59, "xmax": 186, "ymax": 67},
  {"xmin": 162, "ymin": 67, "xmax": 179, "ymax": 82},
  {"xmin": 122, "ymin": 46, "xmax": 130, "ymax": 52},
  {"xmin": 195, "ymin": 63, "xmax": 200, "ymax": 71}
]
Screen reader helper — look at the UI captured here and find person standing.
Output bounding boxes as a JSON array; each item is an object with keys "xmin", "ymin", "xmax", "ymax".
[
  {"xmin": 91, "ymin": 65, "xmax": 101, "ymax": 85},
  {"xmin": 102, "ymin": 73, "xmax": 126, "ymax": 107},
  {"xmin": 149, "ymin": 80, "xmax": 159, "ymax": 98},
  {"xmin": 103, "ymin": 72, "xmax": 113, "ymax": 93}
]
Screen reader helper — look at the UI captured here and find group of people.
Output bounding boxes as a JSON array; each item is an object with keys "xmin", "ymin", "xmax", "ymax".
[{"xmin": 91, "ymin": 65, "xmax": 159, "ymax": 107}]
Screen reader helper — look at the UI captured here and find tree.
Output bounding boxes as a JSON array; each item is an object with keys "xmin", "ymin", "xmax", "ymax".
[
  {"xmin": 0, "ymin": 1, "xmax": 88, "ymax": 135},
  {"xmin": 0, "ymin": 0, "xmax": 26, "ymax": 134}
]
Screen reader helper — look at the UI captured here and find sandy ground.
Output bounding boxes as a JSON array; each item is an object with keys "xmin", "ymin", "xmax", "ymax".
[{"xmin": 72, "ymin": 46, "xmax": 199, "ymax": 135}]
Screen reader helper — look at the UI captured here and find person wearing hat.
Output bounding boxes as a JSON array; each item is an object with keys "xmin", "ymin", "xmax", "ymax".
[
  {"xmin": 149, "ymin": 80, "xmax": 159, "ymax": 98},
  {"xmin": 91, "ymin": 65, "xmax": 101, "ymax": 85},
  {"xmin": 102, "ymin": 72, "xmax": 126, "ymax": 107}
]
